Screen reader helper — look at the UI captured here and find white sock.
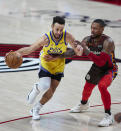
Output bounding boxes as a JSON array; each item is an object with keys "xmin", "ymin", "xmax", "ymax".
[{"xmin": 33, "ymin": 102, "xmax": 43, "ymax": 110}]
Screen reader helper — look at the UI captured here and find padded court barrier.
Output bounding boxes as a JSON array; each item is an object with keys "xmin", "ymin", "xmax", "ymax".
[
  {"xmin": 0, "ymin": 44, "xmax": 89, "ymax": 61},
  {"xmin": 90, "ymin": 0, "xmax": 121, "ymax": 5},
  {"xmin": 0, "ymin": 43, "xmax": 121, "ymax": 62}
]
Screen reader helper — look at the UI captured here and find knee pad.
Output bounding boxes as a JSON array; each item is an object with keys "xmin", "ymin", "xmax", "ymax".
[{"xmin": 38, "ymin": 77, "xmax": 51, "ymax": 91}]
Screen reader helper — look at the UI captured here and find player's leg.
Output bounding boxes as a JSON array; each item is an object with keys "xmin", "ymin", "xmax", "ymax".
[
  {"xmin": 39, "ymin": 79, "xmax": 60, "ymax": 105},
  {"xmin": 70, "ymin": 81, "xmax": 96, "ymax": 112},
  {"xmin": 81, "ymin": 81, "xmax": 96, "ymax": 103},
  {"xmin": 98, "ymin": 71, "xmax": 113, "ymax": 127},
  {"xmin": 27, "ymin": 77, "xmax": 51, "ymax": 104},
  {"xmin": 29, "ymin": 77, "xmax": 51, "ymax": 120},
  {"xmin": 31, "ymin": 73, "xmax": 62, "ymax": 120}
]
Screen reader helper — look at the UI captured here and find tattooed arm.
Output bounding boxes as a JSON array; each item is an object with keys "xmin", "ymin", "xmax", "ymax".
[
  {"xmin": 59, "ymin": 48, "xmax": 76, "ymax": 58},
  {"xmin": 59, "ymin": 36, "xmax": 90, "ymax": 59},
  {"xmin": 43, "ymin": 48, "xmax": 76, "ymax": 61},
  {"xmin": 80, "ymin": 38, "xmax": 114, "ymax": 67},
  {"xmin": 58, "ymin": 37, "xmax": 89, "ymax": 59}
]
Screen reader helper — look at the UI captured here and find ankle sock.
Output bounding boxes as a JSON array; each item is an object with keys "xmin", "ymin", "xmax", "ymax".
[
  {"xmin": 105, "ymin": 109, "xmax": 111, "ymax": 115},
  {"xmin": 81, "ymin": 100, "xmax": 87, "ymax": 105}
]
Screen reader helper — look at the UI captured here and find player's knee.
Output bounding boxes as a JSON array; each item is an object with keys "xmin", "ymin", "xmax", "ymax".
[
  {"xmin": 38, "ymin": 77, "xmax": 51, "ymax": 91},
  {"xmin": 38, "ymin": 81, "xmax": 50, "ymax": 91}
]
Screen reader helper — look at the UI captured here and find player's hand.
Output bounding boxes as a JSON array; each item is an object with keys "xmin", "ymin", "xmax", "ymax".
[
  {"xmin": 15, "ymin": 51, "xmax": 22, "ymax": 57},
  {"xmin": 74, "ymin": 40, "xmax": 82, "ymax": 46},
  {"xmin": 74, "ymin": 41, "xmax": 83, "ymax": 56},
  {"xmin": 76, "ymin": 44, "xmax": 83, "ymax": 56},
  {"xmin": 81, "ymin": 41, "xmax": 87, "ymax": 48},
  {"xmin": 5, "ymin": 50, "xmax": 13, "ymax": 57}
]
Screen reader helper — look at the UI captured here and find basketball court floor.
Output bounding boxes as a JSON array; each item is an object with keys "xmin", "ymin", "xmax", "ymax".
[{"xmin": 0, "ymin": 0, "xmax": 121, "ymax": 130}]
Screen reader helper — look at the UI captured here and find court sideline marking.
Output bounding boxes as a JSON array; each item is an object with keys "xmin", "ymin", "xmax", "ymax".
[{"xmin": 0, "ymin": 102, "xmax": 121, "ymax": 125}]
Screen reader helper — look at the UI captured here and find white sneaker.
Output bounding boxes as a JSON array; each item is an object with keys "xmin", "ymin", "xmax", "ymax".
[
  {"xmin": 30, "ymin": 103, "xmax": 43, "ymax": 120},
  {"xmin": 98, "ymin": 113, "xmax": 114, "ymax": 127},
  {"xmin": 70, "ymin": 102, "xmax": 89, "ymax": 113},
  {"xmin": 27, "ymin": 83, "xmax": 40, "ymax": 104}
]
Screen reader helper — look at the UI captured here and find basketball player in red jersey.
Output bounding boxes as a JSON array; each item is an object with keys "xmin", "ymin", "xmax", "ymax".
[
  {"xmin": 70, "ymin": 19, "xmax": 118, "ymax": 127},
  {"xmin": 48, "ymin": 19, "xmax": 118, "ymax": 127}
]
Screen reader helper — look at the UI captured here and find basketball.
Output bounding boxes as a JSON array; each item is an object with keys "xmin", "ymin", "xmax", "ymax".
[
  {"xmin": 114, "ymin": 112, "xmax": 121, "ymax": 123},
  {"xmin": 5, "ymin": 51, "xmax": 23, "ymax": 69}
]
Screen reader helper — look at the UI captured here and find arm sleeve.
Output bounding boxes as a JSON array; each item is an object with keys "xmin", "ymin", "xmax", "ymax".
[{"xmin": 88, "ymin": 52, "xmax": 109, "ymax": 67}]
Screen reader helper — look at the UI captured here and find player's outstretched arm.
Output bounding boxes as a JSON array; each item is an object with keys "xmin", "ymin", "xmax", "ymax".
[
  {"xmin": 66, "ymin": 32, "xmax": 83, "ymax": 56},
  {"xmin": 43, "ymin": 48, "xmax": 76, "ymax": 61},
  {"xmin": 59, "ymin": 48, "xmax": 76, "ymax": 58},
  {"xmin": 16, "ymin": 35, "xmax": 48, "ymax": 56},
  {"xmin": 81, "ymin": 41, "xmax": 110, "ymax": 67}
]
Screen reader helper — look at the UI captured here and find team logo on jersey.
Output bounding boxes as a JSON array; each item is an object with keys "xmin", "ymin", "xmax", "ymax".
[
  {"xmin": 98, "ymin": 45, "xmax": 103, "ymax": 48},
  {"xmin": 47, "ymin": 47, "xmax": 62, "ymax": 54},
  {"xmin": 86, "ymin": 74, "xmax": 90, "ymax": 80}
]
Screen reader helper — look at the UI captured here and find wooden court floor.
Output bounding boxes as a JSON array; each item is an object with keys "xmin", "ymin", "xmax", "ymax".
[{"xmin": 0, "ymin": 0, "xmax": 121, "ymax": 130}]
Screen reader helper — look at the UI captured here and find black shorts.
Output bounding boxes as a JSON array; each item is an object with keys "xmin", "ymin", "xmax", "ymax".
[
  {"xmin": 38, "ymin": 69, "xmax": 64, "ymax": 81},
  {"xmin": 85, "ymin": 64, "xmax": 106, "ymax": 85}
]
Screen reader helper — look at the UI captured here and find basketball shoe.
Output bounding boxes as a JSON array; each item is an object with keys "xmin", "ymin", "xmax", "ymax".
[
  {"xmin": 98, "ymin": 113, "xmax": 114, "ymax": 127},
  {"xmin": 27, "ymin": 83, "xmax": 40, "ymax": 104},
  {"xmin": 30, "ymin": 102, "xmax": 43, "ymax": 120},
  {"xmin": 70, "ymin": 102, "xmax": 89, "ymax": 113}
]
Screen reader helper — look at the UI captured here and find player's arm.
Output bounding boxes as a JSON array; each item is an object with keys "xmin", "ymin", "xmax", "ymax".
[
  {"xmin": 16, "ymin": 35, "xmax": 48, "ymax": 56},
  {"xmin": 81, "ymin": 41, "xmax": 109, "ymax": 67},
  {"xmin": 103, "ymin": 38, "xmax": 115, "ymax": 54},
  {"xmin": 87, "ymin": 52, "xmax": 109, "ymax": 67},
  {"xmin": 43, "ymin": 48, "xmax": 76, "ymax": 61},
  {"xmin": 59, "ymin": 48, "xmax": 76, "ymax": 58},
  {"xmin": 66, "ymin": 32, "xmax": 83, "ymax": 56},
  {"xmin": 59, "ymin": 36, "xmax": 90, "ymax": 58},
  {"xmin": 74, "ymin": 36, "xmax": 90, "ymax": 48},
  {"xmin": 87, "ymin": 38, "xmax": 115, "ymax": 66}
]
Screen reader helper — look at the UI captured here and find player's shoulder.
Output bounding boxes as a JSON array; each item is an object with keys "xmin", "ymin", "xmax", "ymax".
[
  {"xmin": 44, "ymin": 33, "xmax": 50, "ymax": 41},
  {"xmin": 66, "ymin": 31, "xmax": 72, "ymax": 37},
  {"xmin": 65, "ymin": 31, "xmax": 75, "ymax": 43},
  {"xmin": 82, "ymin": 36, "xmax": 91, "ymax": 42},
  {"xmin": 102, "ymin": 34, "xmax": 112, "ymax": 39},
  {"xmin": 38, "ymin": 34, "xmax": 50, "ymax": 46},
  {"xmin": 102, "ymin": 34, "xmax": 114, "ymax": 43}
]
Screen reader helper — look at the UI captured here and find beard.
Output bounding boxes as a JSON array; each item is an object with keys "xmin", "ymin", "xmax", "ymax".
[
  {"xmin": 52, "ymin": 31, "xmax": 61, "ymax": 39},
  {"xmin": 91, "ymin": 34, "xmax": 102, "ymax": 39}
]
